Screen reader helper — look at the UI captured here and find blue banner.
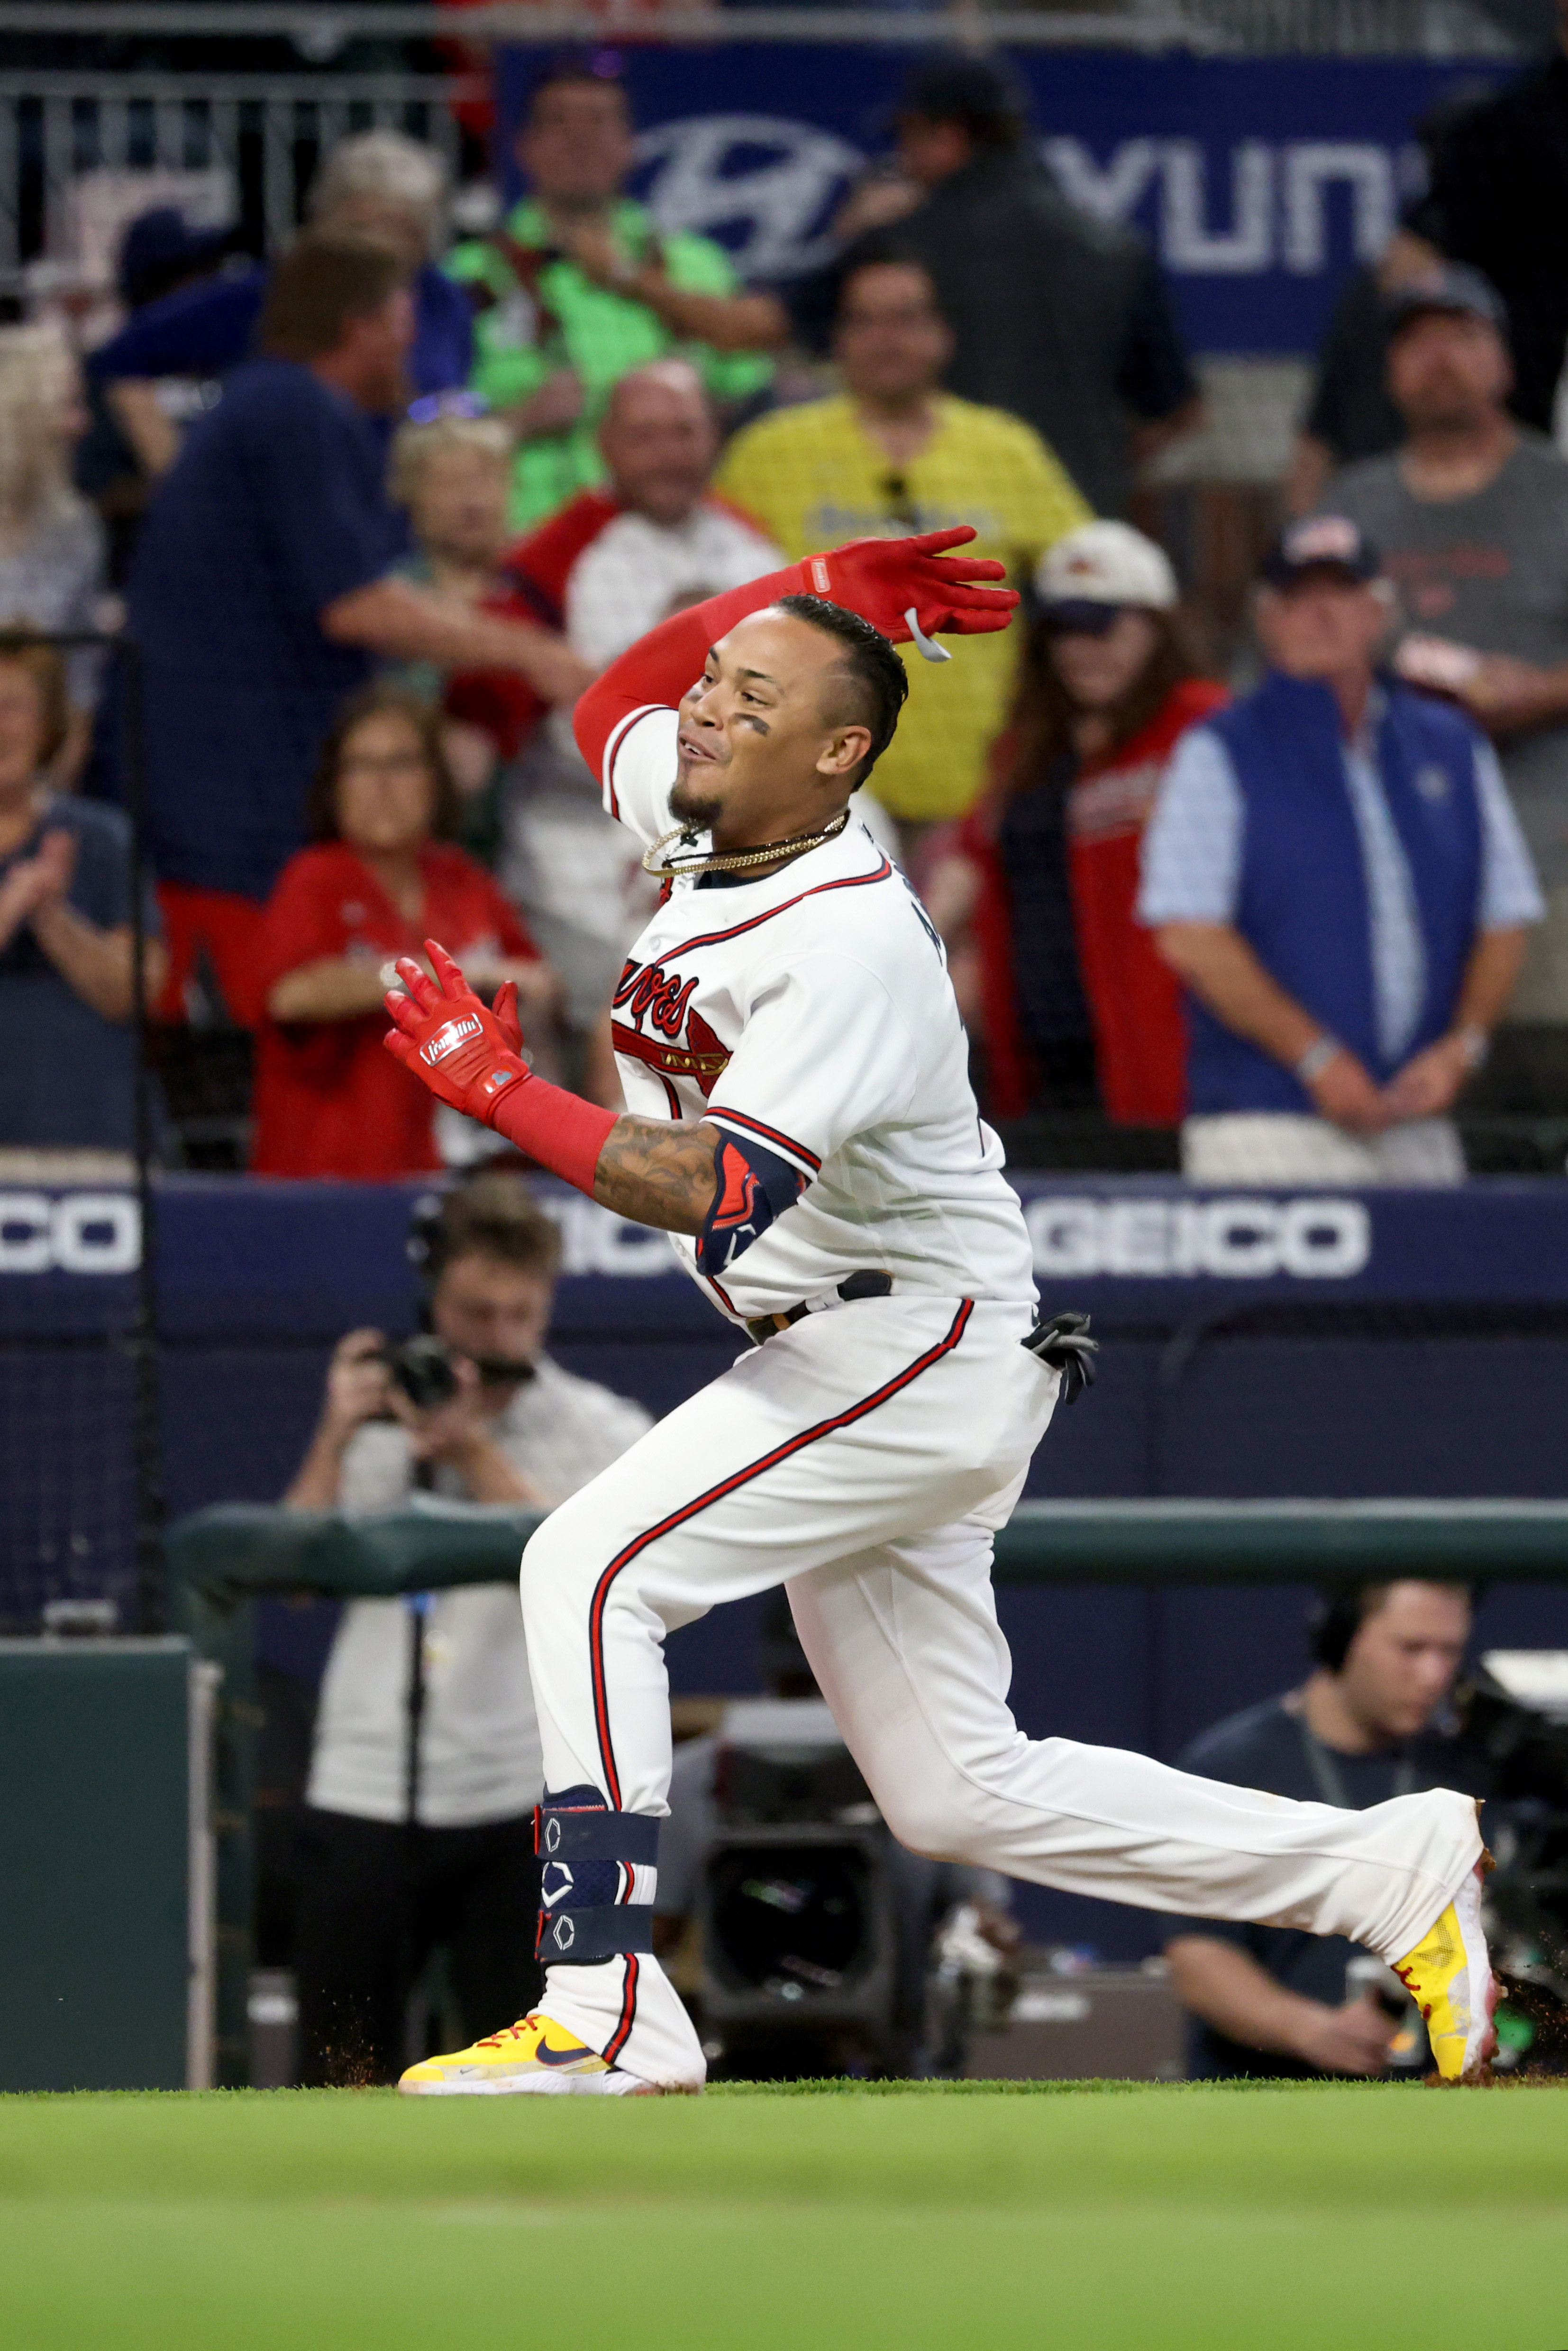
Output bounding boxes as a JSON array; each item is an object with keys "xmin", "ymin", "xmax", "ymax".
[
  {"xmin": 494, "ymin": 45, "xmax": 1511, "ymax": 356},
  {"xmin": 4, "ymin": 1173, "xmax": 1567, "ymax": 1335}
]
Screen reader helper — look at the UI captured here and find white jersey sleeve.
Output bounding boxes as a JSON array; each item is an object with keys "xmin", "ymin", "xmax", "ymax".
[
  {"xmin": 706, "ymin": 949, "xmax": 919, "ymax": 1180},
  {"xmin": 599, "ymin": 704, "xmax": 679, "ymax": 850}
]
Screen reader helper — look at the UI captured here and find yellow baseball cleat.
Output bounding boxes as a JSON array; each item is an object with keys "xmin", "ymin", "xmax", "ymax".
[
  {"xmin": 398, "ymin": 2012, "xmax": 656, "ymax": 2097},
  {"xmin": 1391, "ymin": 1862, "xmax": 1497, "ymax": 2084}
]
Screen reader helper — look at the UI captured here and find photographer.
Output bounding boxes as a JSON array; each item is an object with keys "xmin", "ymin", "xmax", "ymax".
[
  {"xmin": 1164, "ymin": 1581, "xmax": 1488, "ymax": 2079},
  {"xmin": 283, "ymin": 1172, "xmax": 652, "ymax": 2085}
]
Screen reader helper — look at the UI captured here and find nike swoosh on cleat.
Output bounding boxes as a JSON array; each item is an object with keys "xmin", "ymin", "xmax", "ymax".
[{"xmin": 532, "ymin": 2043, "xmax": 599, "ymax": 2068}]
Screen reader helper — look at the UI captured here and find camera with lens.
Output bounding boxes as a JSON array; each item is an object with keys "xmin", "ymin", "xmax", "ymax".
[
  {"xmin": 379, "ymin": 1332, "xmax": 537, "ymax": 1412},
  {"xmin": 1452, "ymin": 1665, "xmax": 1568, "ymax": 2076},
  {"xmin": 380, "ymin": 1333, "xmax": 461, "ymax": 1412},
  {"xmin": 697, "ymin": 1698, "xmax": 899, "ymax": 2078}
]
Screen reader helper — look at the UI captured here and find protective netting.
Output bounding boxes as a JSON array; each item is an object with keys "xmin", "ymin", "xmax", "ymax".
[{"xmin": 0, "ymin": 1323, "xmax": 139, "ymax": 1633}]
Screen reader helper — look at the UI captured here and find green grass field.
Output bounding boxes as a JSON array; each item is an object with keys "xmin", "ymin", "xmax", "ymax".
[{"xmin": 4, "ymin": 2081, "xmax": 1566, "ymax": 2351}]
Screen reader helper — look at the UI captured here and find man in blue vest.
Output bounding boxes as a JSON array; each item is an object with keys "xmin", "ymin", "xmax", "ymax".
[{"xmin": 1138, "ymin": 514, "xmax": 1542, "ymax": 1182}]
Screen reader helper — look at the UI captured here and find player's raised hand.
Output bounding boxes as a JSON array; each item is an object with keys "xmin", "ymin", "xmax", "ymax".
[
  {"xmin": 383, "ymin": 939, "xmax": 531, "ymax": 1122},
  {"xmin": 805, "ymin": 526, "xmax": 1020, "ymax": 653}
]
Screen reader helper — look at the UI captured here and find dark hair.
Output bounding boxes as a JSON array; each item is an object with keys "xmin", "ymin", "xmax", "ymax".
[
  {"xmin": 524, "ymin": 52, "xmax": 628, "ymax": 125},
  {"xmin": 306, "ymin": 684, "xmax": 461, "ymax": 843},
  {"xmin": 1308, "ymin": 1581, "xmax": 1472, "ymax": 1674},
  {"xmin": 997, "ymin": 605, "xmax": 1204, "ymax": 801},
  {"xmin": 0, "ymin": 631, "xmax": 69, "ymax": 766},
  {"xmin": 429, "ymin": 1170, "xmax": 562, "ymax": 1283},
  {"xmin": 259, "ymin": 231, "xmax": 405, "ymax": 362},
  {"xmin": 835, "ymin": 242, "xmax": 943, "ymax": 322},
  {"xmin": 897, "ymin": 55, "xmax": 1029, "ymax": 151},
  {"xmin": 774, "ymin": 592, "xmax": 910, "ymax": 787}
]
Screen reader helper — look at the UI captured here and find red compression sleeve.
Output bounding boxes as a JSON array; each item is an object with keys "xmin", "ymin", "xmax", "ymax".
[
  {"xmin": 573, "ymin": 558, "xmax": 811, "ymax": 777},
  {"xmin": 487, "ymin": 1075, "xmax": 617, "ymax": 1197}
]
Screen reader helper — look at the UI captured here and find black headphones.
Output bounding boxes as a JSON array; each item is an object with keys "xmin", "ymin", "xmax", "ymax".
[
  {"xmin": 406, "ymin": 1187, "xmax": 451, "ymax": 1292},
  {"xmin": 1308, "ymin": 1579, "xmax": 1476, "ymax": 1673},
  {"xmin": 1307, "ymin": 1586, "xmax": 1369, "ymax": 1675}
]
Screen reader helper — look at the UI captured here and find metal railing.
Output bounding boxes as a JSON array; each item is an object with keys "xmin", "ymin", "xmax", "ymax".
[
  {"xmin": 0, "ymin": 1, "xmax": 1527, "ymax": 56},
  {"xmin": 0, "ymin": 69, "xmax": 471, "ymax": 279},
  {"xmin": 0, "ymin": 0, "xmax": 1524, "ymax": 275}
]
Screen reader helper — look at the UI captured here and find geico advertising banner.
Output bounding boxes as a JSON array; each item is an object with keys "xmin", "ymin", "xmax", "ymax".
[
  {"xmin": 1, "ymin": 1177, "xmax": 1565, "ymax": 1336},
  {"xmin": 493, "ymin": 46, "xmax": 1508, "ymax": 357}
]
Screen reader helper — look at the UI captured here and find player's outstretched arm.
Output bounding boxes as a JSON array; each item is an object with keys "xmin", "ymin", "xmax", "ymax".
[
  {"xmin": 572, "ymin": 526, "xmax": 1018, "ymax": 779},
  {"xmin": 383, "ymin": 943, "xmax": 720, "ymax": 1231},
  {"xmin": 591, "ymin": 1117, "xmax": 719, "ymax": 1231}
]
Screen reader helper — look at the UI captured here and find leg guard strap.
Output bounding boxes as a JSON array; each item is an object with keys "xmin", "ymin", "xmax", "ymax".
[
  {"xmin": 538, "ymin": 1904, "xmax": 655, "ymax": 1964},
  {"xmin": 534, "ymin": 1790, "xmax": 660, "ymax": 1868},
  {"xmin": 534, "ymin": 1785, "xmax": 659, "ymax": 1967}
]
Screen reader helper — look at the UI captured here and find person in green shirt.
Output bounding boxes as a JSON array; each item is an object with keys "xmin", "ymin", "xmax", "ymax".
[{"xmin": 447, "ymin": 58, "xmax": 776, "ymax": 529}]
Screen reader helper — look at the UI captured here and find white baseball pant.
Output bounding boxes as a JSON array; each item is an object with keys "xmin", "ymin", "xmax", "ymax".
[{"xmin": 520, "ymin": 1294, "xmax": 1483, "ymax": 2088}]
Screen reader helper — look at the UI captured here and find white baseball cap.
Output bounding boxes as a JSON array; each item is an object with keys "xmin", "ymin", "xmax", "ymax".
[{"xmin": 1034, "ymin": 521, "xmax": 1178, "ymax": 618}]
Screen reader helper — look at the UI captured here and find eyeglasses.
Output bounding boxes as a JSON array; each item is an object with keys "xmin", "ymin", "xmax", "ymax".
[
  {"xmin": 338, "ymin": 749, "xmax": 431, "ymax": 778},
  {"xmin": 880, "ymin": 471, "xmax": 921, "ymax": 531}
]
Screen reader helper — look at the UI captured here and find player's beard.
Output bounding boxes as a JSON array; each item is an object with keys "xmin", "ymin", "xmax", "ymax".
[{"xmin": 670, "ymin": 773, "xmax": 725, "ymax": 831}]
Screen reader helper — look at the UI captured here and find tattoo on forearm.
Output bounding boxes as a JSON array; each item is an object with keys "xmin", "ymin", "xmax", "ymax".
[{"xmin": 592, "ymin": 1115, "xmax": 719, "ymax": 1234}]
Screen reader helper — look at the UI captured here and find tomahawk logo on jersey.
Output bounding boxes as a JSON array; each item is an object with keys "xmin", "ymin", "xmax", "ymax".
[{"xmin": 592, "ymin": 703, "xmax": 1036, "ymax": 1328}]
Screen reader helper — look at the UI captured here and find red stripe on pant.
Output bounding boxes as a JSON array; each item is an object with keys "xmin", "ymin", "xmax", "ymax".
[
  {"xmin": 586, "ymin": 1299, "xmax": 975, "ymax": 1809},
  {"xmin": 603, "ymin": 1955, "xmax": 639, "ymax": 2065}
]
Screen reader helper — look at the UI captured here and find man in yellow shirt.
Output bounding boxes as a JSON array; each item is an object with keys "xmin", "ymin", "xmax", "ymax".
[{"xmin": 716, "ymin": 254, "xmax": 1092, "ymax": 838}]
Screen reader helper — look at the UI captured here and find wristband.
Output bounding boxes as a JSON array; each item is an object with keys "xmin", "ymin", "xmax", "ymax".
[
  {"xmin": 489, "ymin": 1073, "xmax": 618, "ymax": 1197},
  {"xmin": 1294, "ymin": 1036, "xmax": 1341, "ymax": 1086}
]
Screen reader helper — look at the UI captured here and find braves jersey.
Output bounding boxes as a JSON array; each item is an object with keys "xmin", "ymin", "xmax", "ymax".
[{"xmin": 600, "ymin": 705, "xmax": 1037, "ymax": 1327}]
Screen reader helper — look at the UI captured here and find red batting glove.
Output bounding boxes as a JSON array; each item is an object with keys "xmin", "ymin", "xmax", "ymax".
[
  {"xmin": 383, "ymin": 940, "xmax": 615, "ymax": 1195},
  {"xmin": 383, "ymin": 940, "xmax": 530, "ymax": 1120},
  {"xmin": 804, "ymin": 527, "xmax": 1019, "ymax": 646}
]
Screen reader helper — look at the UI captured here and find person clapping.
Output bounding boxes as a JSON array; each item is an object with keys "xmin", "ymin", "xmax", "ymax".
[{"xmin": 0, "ymin": 637, "xmax": 163, "ymax": 1154}]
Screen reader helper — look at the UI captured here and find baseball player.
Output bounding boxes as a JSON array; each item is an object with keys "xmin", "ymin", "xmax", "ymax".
[{"xmin": 383, "ymin": 528, "xmax": 1494, "ymax": 2094}]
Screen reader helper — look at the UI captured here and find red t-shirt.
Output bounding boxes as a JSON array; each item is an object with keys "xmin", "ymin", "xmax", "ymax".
[
  {"xmin": 249, "ymin": 840, "xmax": 538, "ymax": 1178},
  {"xmin": 965, "ymin": 678, "xmax": 1227, "ymax": 1126}
]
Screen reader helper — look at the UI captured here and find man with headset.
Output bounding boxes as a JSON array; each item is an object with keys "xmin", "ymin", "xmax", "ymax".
[
  {"xmin": 1164, "ymin": 1582, "xmax": 1488, "ymax": 2078},
  {"xmin": 283, "ymin": 1170, "xmax": 651, "ymax": 2084}
]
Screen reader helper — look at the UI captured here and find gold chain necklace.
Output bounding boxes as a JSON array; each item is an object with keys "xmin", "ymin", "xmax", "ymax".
[{"xmin": 641, "ymin": 808, "xmax": 850, "ymax": 880}]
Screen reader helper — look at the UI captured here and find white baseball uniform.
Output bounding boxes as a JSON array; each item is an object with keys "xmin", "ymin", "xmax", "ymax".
[{"xmin": 520, "ymin": 706, "xmax": 1482, "ymax": 2088}]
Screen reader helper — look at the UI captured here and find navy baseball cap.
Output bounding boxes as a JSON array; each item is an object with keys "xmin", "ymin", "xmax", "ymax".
[
  {"xmin": 1384, "ymin": 261, "xmax": 1508, "ymax": 339},
  {"xmin": 117, "ymin": 207, "xmax": 233, "ymax": 306},
  {"xmin": 1258, "ymin": 514, "xmax": 1383, "ymax": 590},
  {"xmin": 895, "ymin": 53, "xmax": 1030, "ymax": 132}
]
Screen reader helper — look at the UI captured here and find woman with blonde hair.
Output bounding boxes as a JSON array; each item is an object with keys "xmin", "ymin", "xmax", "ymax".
[
  {"xmin": 390, "ymin": 409, "xmax": 519, "ymax": 815},
  {"xmin": 0, "ymin": 326, "xmax": 107, "ymax": 780},
  {"xmin": 390, "ymin": 412, "xmax": 514, "ymax": 637}
]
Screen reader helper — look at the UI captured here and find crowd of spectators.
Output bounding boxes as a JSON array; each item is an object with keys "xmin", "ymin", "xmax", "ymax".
[
  {"xmin": 10, "ymin": 36, "xmax": 1568, "ymax": 2092},
  {"xmin": 3, "ymin": 39, "xmax": 1568, "ymax": 1178}
]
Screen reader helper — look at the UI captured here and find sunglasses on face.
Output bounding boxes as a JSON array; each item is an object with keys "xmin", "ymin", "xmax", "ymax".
[{"xmin": 1040, "ymin": 600, "xmax": 1126, "ymax": 638}]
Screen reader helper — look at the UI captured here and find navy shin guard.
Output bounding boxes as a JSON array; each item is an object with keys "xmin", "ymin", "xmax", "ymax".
[{"xmin": 535, "ymin": 1785, "xmax": 659, "ymax": 1964}]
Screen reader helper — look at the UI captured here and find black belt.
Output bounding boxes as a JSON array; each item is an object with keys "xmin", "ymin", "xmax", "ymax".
[{"xmin": 746, "ymin": 1269, "xmax": 893, "ymax": 1347}]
